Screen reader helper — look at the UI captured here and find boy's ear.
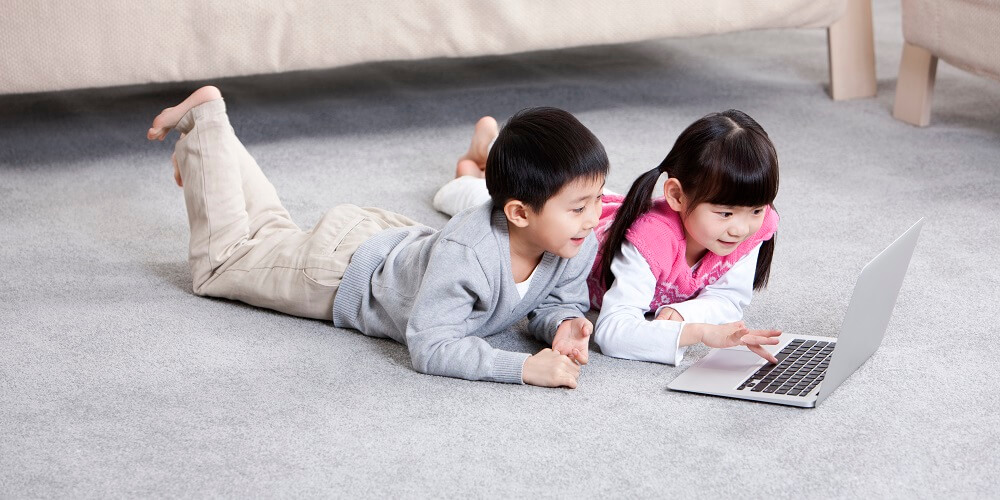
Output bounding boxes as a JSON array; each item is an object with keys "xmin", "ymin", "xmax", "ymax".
[
  {"xmin": 503, "ymin": 199, "xmax": 531, "ymax": 228},
  {"xmin": 663, "ymin": 178, "xmax": 686, "ymax": 212}
]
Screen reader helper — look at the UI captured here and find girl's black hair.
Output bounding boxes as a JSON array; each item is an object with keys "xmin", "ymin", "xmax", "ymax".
[
  {"xmin": 486, "ymin": 107, "xmax": 609, "ymax": 211},
  {"xmin": 597, "ymin": 109, "xmax": 779, "ymax": 291}
]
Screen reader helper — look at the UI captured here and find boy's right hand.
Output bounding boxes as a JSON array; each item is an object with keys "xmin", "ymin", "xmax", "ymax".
[{"xmin": 522, "ymin": 349, "xmax": 581, "ymax": 389}]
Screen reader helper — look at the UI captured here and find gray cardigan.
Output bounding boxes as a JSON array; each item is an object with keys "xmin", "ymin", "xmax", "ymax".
[{"xmin": 332, "ymin": 202, "xmax": 597, "ymax": 384}]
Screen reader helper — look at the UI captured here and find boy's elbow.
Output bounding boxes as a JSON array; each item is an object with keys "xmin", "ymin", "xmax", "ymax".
[{"xmin": 407, "ymin": 343, "xmax": 435, "ymax": 375}]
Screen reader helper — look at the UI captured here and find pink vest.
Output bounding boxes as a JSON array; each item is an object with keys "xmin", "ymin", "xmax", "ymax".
[{"xmin": 587, "ymin": 195, "xmax": 779, "ymax": 311}]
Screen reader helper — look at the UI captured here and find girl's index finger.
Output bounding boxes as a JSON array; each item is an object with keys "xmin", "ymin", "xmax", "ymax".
[{"xmin": 749, "ymin": 345, "xmax": 779, "ymax": 364}]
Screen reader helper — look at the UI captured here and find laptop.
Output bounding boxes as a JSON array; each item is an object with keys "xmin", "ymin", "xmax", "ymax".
[{"xmin": 667, "ymin": 219, "xmax": 925, "ymax": 408}]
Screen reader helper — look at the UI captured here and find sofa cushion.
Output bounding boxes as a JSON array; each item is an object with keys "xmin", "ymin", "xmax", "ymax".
[{"xmin": 1, "ymin": 0, "xmax": 846, "ymax": 94}]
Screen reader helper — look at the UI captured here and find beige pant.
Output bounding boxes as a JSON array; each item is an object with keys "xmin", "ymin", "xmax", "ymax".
[{"xmin": 174, "ymin": 99, "xmax": 418, "ymax": 320}]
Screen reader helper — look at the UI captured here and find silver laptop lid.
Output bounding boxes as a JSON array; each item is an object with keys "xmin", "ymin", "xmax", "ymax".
[{"xmin": 815, "ymin": 219, "xmax": 924, "ymax": 405}]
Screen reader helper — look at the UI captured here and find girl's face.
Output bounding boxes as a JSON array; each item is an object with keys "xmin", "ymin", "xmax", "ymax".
[
  {"xmin": 681, "ymin": 202, "xmax": 767, "ymax": 260},
  {"xmin": 663, "ymin": 178, "xmax": 767, "ymax": 264}
]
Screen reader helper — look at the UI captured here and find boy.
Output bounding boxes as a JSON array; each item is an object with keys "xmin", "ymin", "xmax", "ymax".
[{"xmin": 147, "ymin": 86, "xmax": 607, "ymax": 388}]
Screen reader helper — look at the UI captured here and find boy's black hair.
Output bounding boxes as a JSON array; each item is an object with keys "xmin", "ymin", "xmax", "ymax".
[{"xmin": 486, "ymin": 107, "xmax": 609, "ymax": 212}]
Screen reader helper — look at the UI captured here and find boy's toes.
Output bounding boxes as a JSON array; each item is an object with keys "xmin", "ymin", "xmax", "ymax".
[{"xmin": 147, "ymin": 126, "xmax": 170, "ymax": 141}]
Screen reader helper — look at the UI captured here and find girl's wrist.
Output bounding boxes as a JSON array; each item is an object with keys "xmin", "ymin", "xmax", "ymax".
[{"xmin": 679, "ymin": 322, "xmax": 703, "ymax": 347}]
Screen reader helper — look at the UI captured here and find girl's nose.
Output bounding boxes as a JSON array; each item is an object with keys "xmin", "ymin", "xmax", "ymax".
[{"xmin": 728, "ymin": 220, "xmax": 750, "ymax": 238}]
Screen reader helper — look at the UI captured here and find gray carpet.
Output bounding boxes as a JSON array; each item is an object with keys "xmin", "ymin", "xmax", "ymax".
[{"xmin": 3, "ymin": 0, "xmax": 998, "ymax": 497}]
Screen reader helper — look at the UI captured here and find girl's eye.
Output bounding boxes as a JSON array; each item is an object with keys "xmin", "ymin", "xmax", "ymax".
[
  {"xmin": 573, "ymin": 207, "xmax": 586, "ymax": 213},
  {"xmin": 718, "ymin": 212, "xmax": 733, "ymax": 218},
  {"xmin": 753, "ymin": 208, "xmax": 765, "ymax": 215}
]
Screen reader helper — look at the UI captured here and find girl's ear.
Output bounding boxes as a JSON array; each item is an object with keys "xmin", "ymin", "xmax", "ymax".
[
  {"xmin": 663, "ymin": 178, "xmax": 686, "ymax": 212},
  {"xmin": 503, "ymin": 199, "xmax": 531, "ymax": 228}
]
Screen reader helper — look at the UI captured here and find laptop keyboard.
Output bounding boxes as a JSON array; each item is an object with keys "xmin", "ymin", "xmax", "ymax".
[{"xmin": 736, "ymin": 339, "xmax": 834, "ymax": 397}]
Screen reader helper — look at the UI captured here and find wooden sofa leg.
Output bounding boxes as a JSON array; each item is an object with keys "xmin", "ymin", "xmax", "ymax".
[
  {"xmin": 827, "ymin": 0, "xmax": 877, "ymax": 100},
  {"xmin": 893, "ymin": 42, "xmax": 938, "ymax": 126}
]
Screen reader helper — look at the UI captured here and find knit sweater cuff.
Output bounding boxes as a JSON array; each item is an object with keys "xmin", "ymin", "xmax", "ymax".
[
  {"xmin": 493, "ymin": 350, "xmax": 531, "ymax": 384},
  {"xmin": 332, "ymin": 229, "xmax": 409, "ymax": 330}
]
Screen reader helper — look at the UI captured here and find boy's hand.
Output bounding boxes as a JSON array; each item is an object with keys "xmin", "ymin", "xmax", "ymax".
[
  {"xmin": 551, "ymin": 317, "xmax": 593, "ymax": 365},
  {"xmin": 655, "ymin": 307, "xmax": 683, "ymax": 322},
  {"xmin": 699, "ymin": 321, "xmax": 782, "ymax": 363},
  {"xmin": 522, "ymin": 349, "xmax": 581, "ymax": 388}
]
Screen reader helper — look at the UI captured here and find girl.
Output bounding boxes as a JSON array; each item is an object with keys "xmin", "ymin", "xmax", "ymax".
[{"xmin": 434, "ymin": 110, "xmax": 782, "ymax": 365}]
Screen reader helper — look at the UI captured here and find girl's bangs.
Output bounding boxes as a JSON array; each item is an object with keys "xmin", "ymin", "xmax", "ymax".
[
  {"xmin": 706, "ymin": 163, "xmax": 778, "ymax": 207},
  {"xmin": 699, "ymin": 133, "xmax": 778, "ymax": 208}
]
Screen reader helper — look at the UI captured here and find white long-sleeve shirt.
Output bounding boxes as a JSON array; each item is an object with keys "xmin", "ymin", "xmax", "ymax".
[{"xmin": 594, "ymin": 241, "xmax": 759, "ymax": 365}]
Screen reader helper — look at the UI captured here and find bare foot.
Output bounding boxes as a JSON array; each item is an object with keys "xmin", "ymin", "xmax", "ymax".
[
  {"xmin": 146, "ymin": 85, "xmax": 223, "ymax": 141},
  {"xmin": 455, "ymin": 116, "xmax": 498, "ymax": 179}
]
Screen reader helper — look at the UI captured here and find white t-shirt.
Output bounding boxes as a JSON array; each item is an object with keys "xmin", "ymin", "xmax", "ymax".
[{"xmin": 515, "ymin": 266, "xmax": 536, "ymax": 299}]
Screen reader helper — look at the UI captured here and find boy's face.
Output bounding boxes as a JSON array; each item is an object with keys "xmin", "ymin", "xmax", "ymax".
[{"xmin": 519, "ymin": 175, "xmax": 605, "ymax": 259}]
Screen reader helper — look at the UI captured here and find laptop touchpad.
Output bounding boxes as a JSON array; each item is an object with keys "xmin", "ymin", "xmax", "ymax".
[{"xmin": 699, "ymin": 349, "xmax": 764, "ymax": 372}]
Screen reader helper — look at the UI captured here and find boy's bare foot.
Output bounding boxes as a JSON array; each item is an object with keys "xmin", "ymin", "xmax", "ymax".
[
  {"xmin": 146, "ymin": 85, "xmax": 223, "ymax": 141},
  {"xmin": 455, "ymin": 116, "xmax": 498, "ymax": 179}
]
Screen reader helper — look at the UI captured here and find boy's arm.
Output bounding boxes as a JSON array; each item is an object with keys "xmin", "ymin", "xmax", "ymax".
[
  {"xmin": 526, "ymin": 234, "xmax": 599, "ymax": 345},
  {"xmin": 405, "ymin": 239, "xmax": 529, "ymax": 384},
  {"xmin": 657, "ymin": 244, "xmax": 760, "ymax": 324}
]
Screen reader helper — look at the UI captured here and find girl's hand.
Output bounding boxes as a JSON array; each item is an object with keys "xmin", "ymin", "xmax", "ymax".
[
  {"xmin": 699, "ymin": 321, "xmax": 782, "ymax": 363},
  {"xmin": 655, "ymin": 307, "xmax": 683, "ymax": 322}
]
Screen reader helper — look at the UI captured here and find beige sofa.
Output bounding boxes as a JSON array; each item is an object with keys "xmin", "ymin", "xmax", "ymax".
[
  {"xmin": 893, "ymin": 0, "xmax": 1000, "ymax": 126},
  {"xmin": 1, "ymin": 0, "xmax": 875, "ymax": 100}
]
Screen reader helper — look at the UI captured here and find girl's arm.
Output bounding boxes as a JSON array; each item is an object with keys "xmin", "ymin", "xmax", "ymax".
[
  {"xmin": 657, "ymin": 243, "xmax": 760, "ymax": 324},
  {"xmin": 594, "ymin": 242, "xmax": 688, "ymax": 365},
  {"xmin": 594, "ymin": 242, "xmax": 781, "ymax": 365}
]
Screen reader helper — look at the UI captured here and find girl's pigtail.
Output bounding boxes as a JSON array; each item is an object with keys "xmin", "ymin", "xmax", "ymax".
[
  {"xmin": 597, "ymin": 167, "xmax": 663, "ymax": 289},
  {"xmin": 753, "ymin": 234, "xmax": 775, "ymax": 290}
]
